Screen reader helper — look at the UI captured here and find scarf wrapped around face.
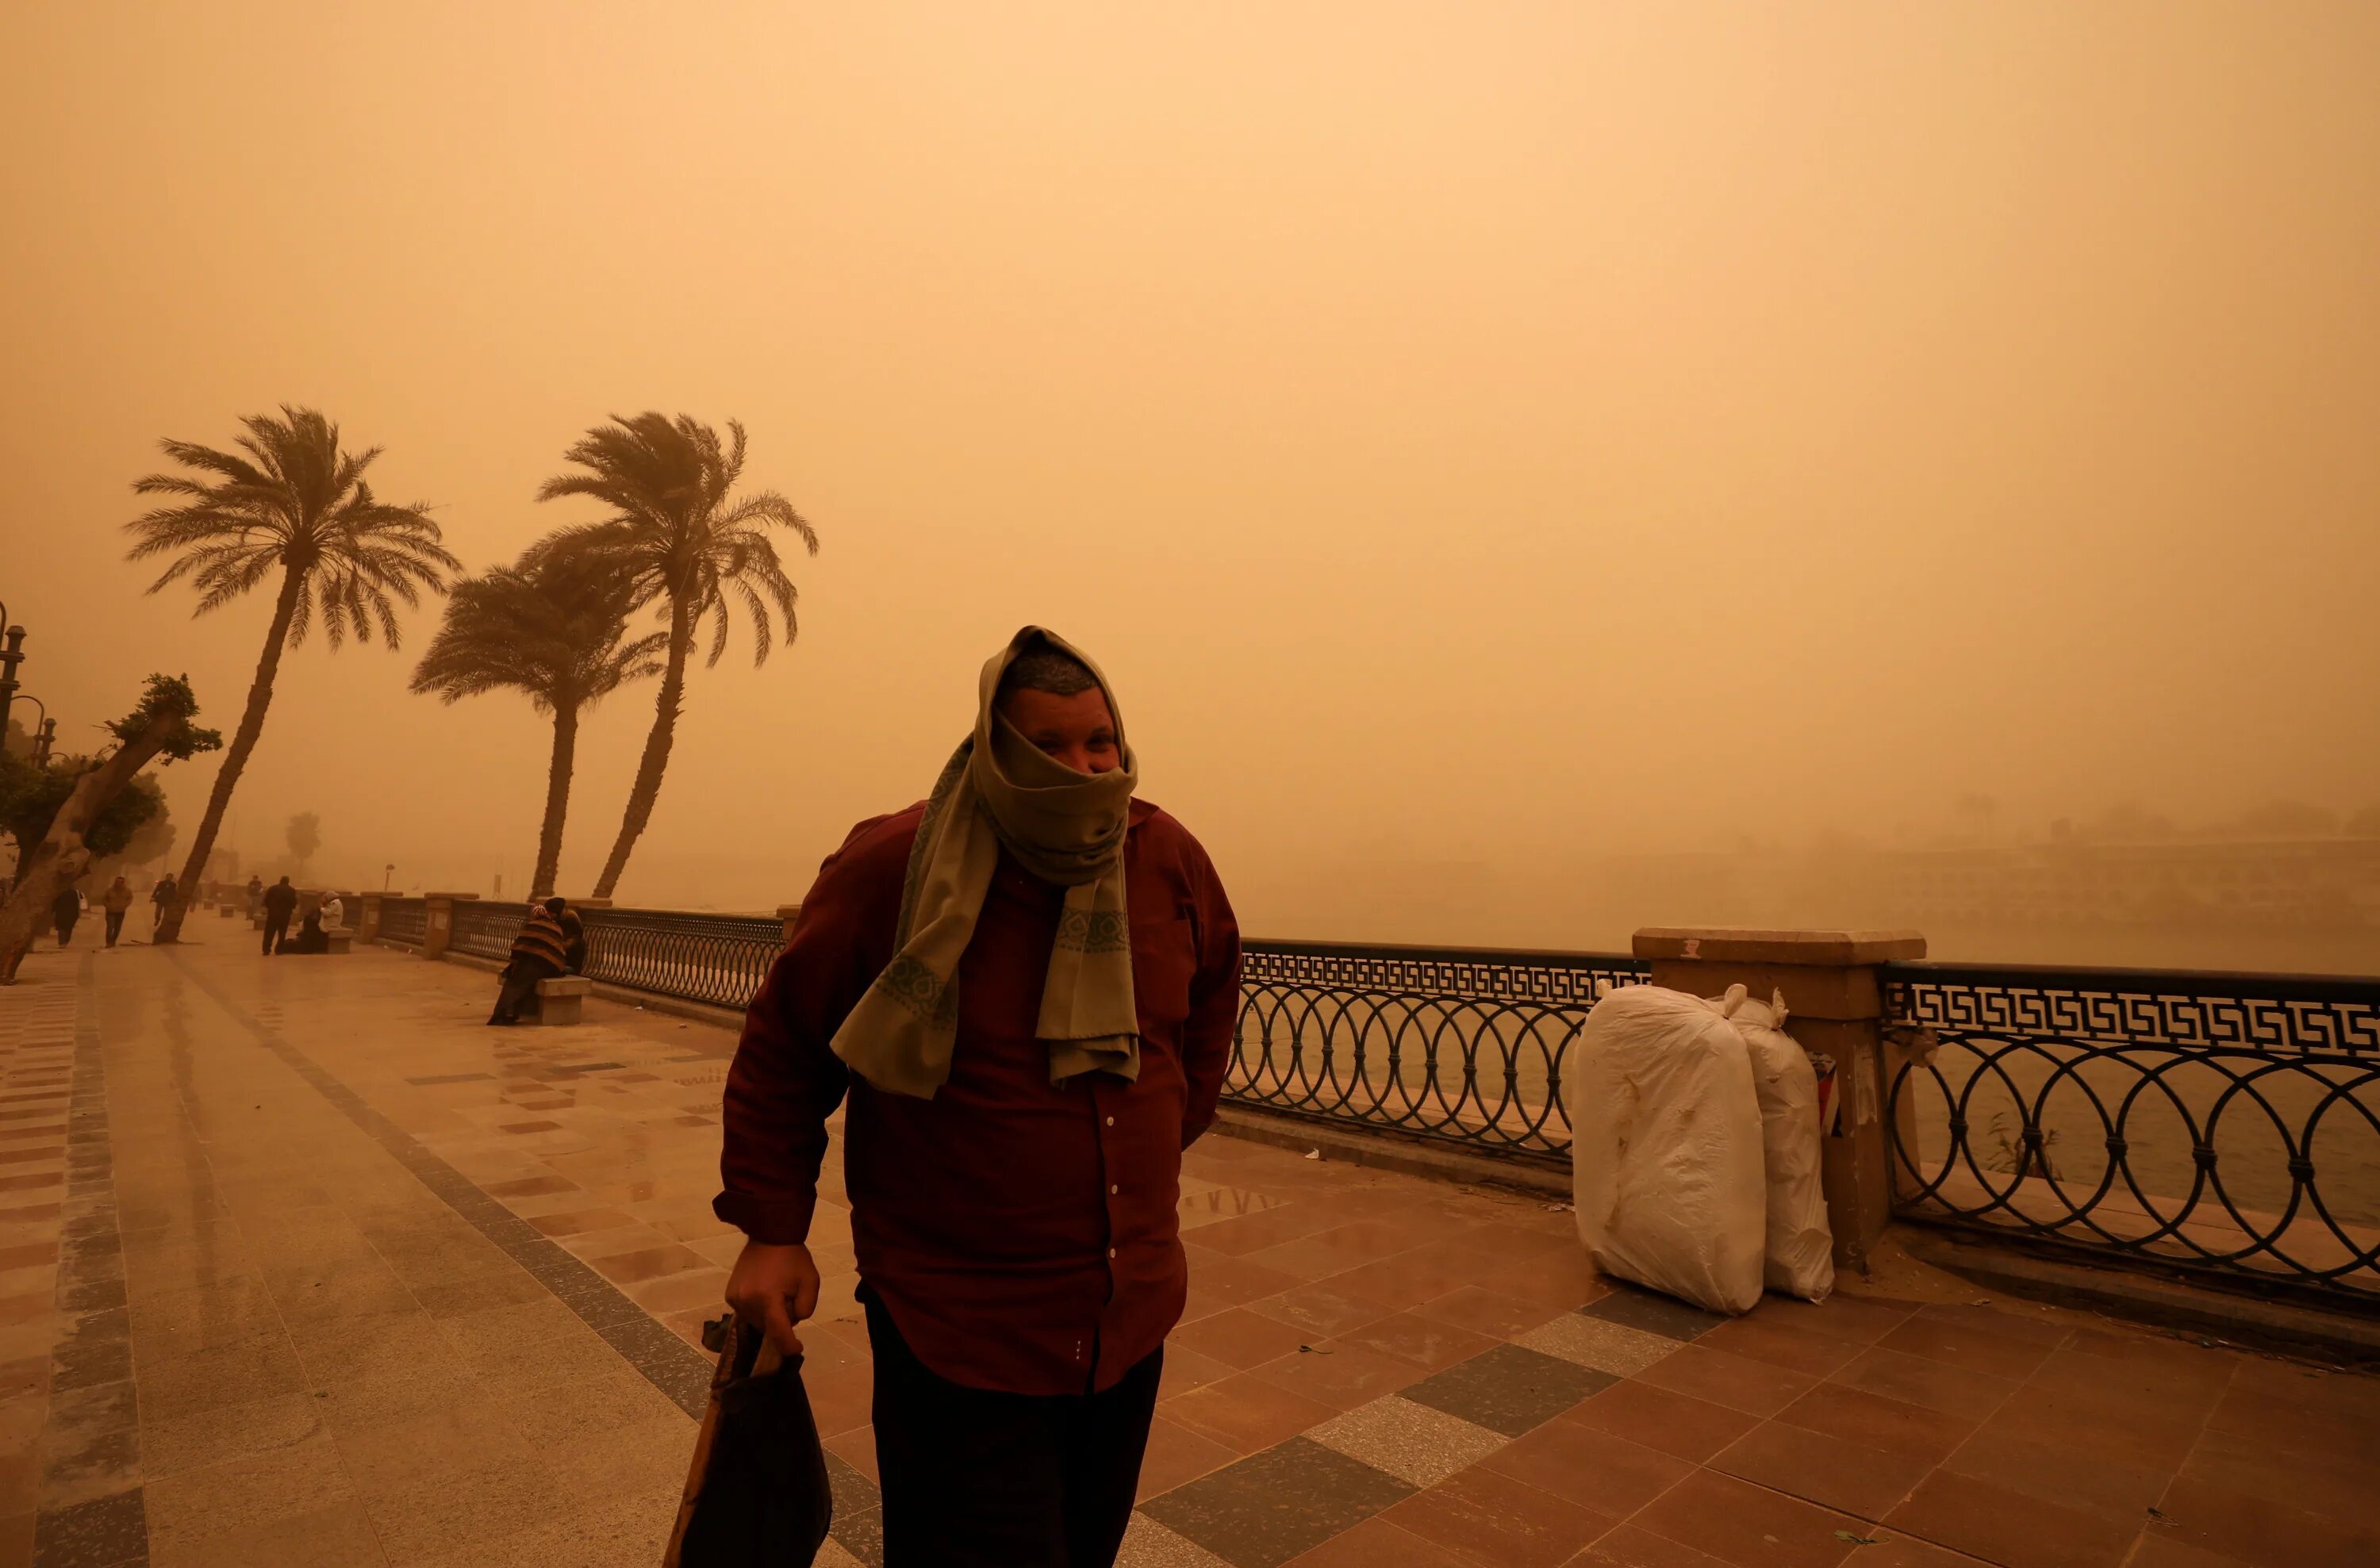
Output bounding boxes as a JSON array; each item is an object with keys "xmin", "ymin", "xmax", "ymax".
[{"xmin": 828, "ymin": 627, "xmax": 1139, "ymax": 1098}]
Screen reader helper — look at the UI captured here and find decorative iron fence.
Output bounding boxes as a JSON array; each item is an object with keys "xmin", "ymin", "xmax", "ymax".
[
  {"xmin": 1884, "ymin": 962, "xmax": 2380, "ymax": 1305},
  {"xmin": 450, "ymin": 900, "xmax": 522, "ymax": 961},
  {"xmin": 578, "ymin": 908, "xmax": 785, "ymax": 1011},
  {"xmin": 378, "ymin": 896, "xmax": 428, "ymax": 949},
  {"xmin": 1224, "ymin": 941, "xmax": 1651, "ymax": 1164}
]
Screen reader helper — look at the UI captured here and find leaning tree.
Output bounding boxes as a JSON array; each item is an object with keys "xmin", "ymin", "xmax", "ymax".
[
  {"xmin": 410, "ymin": 549, "xmax": 665, "ymax": 898},
  {"xmin": 125, "ymin": 406, "xmax": 458, "ymax": 941},
  {"xmin": 0, "ymin": 676, "xmax": 221, "ymax": 982},
  {"xmin": 529, "ymin": 413, "xmax": 816, "ymax": 898}
]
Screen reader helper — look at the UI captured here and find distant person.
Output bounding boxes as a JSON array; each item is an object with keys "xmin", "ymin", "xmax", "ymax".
[
  {"xmin": 320, "ymin": 891, "xmax": 346, "ymax": 930},
  {"xmin": 101, "ymin": 876, "xmax": 134, "ymax": 947},
  {"xmin": 556, "ymin": 899, "xmax": 588, "ymax": 974},
  {"xmin": 488, "ymin": 899, "xmax": 571, "ymax": 1025},
  {"xmin": 150, "ymin": 872, "xmax": 177, "ymax": 934},
  {"xmin": 246, "ymin": 873, "xmax": 265, "ymax": 915},
  {"xmin": 52, "ymin": 884, "xmax": 83, "ymax": 947},
  {"xmin": 280, "ymin": 907, "xmax": 331, "ymax": 955},
  {"xmin": 261, "ymin": 876, "xmax": 298, "ymax": 955},
  {"xmin": 718, "ymin": 627, "xmax": 1241, "ymax": 1566}
]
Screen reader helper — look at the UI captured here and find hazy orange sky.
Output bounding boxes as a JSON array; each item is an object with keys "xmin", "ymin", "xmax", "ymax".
[{"xmin": 3, "ymin": 3, "xmax": 2376, "ymax": 941}]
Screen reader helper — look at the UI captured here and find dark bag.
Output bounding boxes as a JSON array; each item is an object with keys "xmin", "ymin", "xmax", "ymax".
[{"xmin": 663, "ymin": 1315, "xmax": 835, "ymax": 1567}]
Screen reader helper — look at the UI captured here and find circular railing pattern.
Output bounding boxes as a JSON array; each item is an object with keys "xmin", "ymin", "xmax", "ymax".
[
  {"xmin": 578, "ymin": 907, "xmax": 785, "ymax": 1010},
  {"xmin": 1224, "ymin": 942, "xmax": 1649, "ymax": 1164},
  {"xmin": 1886, "ymin": 963, "xmax": 2380, "ymax": 1305},
  {"xmin": 378, "ymin": 896, "xmax": 428, "ymax": 949},
  {"xmin": 449, "ymin": 900, "xmax": 522, "ymax": 961}
]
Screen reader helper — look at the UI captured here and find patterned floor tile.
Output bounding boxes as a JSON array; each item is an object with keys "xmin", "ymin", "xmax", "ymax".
[
  {"xmin": 1516, "ymin": 1312, "xmax": 1679, "ymax": 1376},
  {"xmin": 1580, "ymin": 1285, "xmax": 1732, "ymax": 1342},
  {"xmin": 1141, "ymin": 1436, "xmax": 1413, "ymax": 1568},
  {"xmin": 1305, "ymin": 1395, "xmax": 1509, "ymax": 1489},
  {"xmin": 1118, "ymin": 1512, "xmax": 1235, "ymax": 1567},
  {"xmin": 1398, "ymin": 1344, "xmax": 1614, "ymax": 1438}
]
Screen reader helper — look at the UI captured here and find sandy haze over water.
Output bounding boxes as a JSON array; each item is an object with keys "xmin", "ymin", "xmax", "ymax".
[{"xmin": 2, "ymin": 3, "xmax": 2377, "ymax": 957}]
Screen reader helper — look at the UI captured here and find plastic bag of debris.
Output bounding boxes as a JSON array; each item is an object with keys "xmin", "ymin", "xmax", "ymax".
[
  {"xmin": 1568, "ymin": 984, "xmax": 1767, "ymax": 1313},
  {"xmin": 664, "ymin": 1314, "xmax": 835, "ymax": 1567},
  {"xmin": 1713, "ymin": 984, "xmax": 1834, "ymax": 1302}
]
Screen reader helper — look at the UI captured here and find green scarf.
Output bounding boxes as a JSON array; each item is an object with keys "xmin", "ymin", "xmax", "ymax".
[{"xmin": 828, "ymin": 627, "xmax": 1140, "ymax": 1098}]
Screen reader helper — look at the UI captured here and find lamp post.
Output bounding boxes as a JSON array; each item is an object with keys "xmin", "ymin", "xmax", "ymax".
[
  {"xmin": 10, "ymin": 695, "xmax": 47, "ymax": 765},
  {"xmin": 382, "ymin": 863, "xmax": 394, "ymax": 892},
  {"xmin": 0, "ymin": 615, "xmax": 25, "ymax": 735}
]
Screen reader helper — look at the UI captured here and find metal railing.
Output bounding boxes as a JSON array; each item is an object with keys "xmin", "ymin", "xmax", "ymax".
[
  {"xmin": 351, "ymin": 896, "xmax": 2380, "ymax": 1304},
  {"xmin": 578, "ymin": 907, "xmax": 785, "ymax": 1010},
  {"xmin": 1225, "ymin": 941, "xmax": 1650, "ymax": 1165},
  {"xmin": 1884, "ymin": 962, "xmax": 2380, "ymax": 1305},
  {"xmin": 450, "ymin": 900, "xmax": 521, "ymax": 961},
  {"xmin": 378, "ymin": 896, "xmax": 428, "ymax": 949}
]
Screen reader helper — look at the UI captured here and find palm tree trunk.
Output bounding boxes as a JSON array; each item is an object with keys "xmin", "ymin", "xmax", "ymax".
[
  {"xmin": 155, "ymin": 567, "xmax": 304, "ymax": 942},
  {"xmin": 532, "ymin": 700, "xmax": 580, "ymax": 899},
  {"xmin": 590, "ymin": 596, "xmax": 690, "ymax": 899}
]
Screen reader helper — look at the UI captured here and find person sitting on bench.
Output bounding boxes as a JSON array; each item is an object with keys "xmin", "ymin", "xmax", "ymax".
[
  {"xmin": 279, "ymin": 907, "xmax": 332, "ymax": 955},
  {"xmin": 488, "ymin": 897, "xmax": 571, "ymax": 1026}
]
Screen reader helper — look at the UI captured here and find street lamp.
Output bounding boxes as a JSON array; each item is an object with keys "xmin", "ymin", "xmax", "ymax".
[
  {"xmin": 10, "ymin": 695, "xmax": 48, "ymax": 765},
  {"xmin": 0, "ymin": 617, "xmax": 25, "ymax": 734},
  {"xmin": 382, "ymin": 863, "xmax": 395, "ymax": 892}
]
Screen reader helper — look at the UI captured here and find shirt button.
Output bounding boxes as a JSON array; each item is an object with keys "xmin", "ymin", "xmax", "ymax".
[
  {"xmin": 1105, "ymin": 1116, "xmax": 1115, "ymax": 1127},
  {"xmin": 1110, "ymin": 1184, "xmax": 1119, "ymax": 1195},
  {"xmin": 1108, "ymin": 1248, "xmax": 1118, "ymax": 1259}
]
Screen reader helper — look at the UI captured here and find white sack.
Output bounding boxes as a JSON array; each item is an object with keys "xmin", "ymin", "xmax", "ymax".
[
  {"xmin": 1568, "ymin": 985, "xmax": 1767, "ymax": 1314},
  {"xmin": 1714, "ymin": 985, "xmax": 1835, "ymax": 1302}
]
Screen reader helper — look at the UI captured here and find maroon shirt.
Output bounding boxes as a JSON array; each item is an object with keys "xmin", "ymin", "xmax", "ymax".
[{"xmin": 715, "ymin": 798, "xmax": 1242, "ymax": 1396}]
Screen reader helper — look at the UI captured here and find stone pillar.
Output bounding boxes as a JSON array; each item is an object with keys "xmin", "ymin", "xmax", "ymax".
[
  {"xmin": 421, "ymin": 891, "xmax": 478, "ymax": 960},
  {"xmin": 777, "ymin": 903, "xmax": 803, "ymax": 946},
  {"xmin": 1630, "ymin": 926, "xmax": 1925, "ymax": 1275},
  {"xmin": 356, "ymin": 895, "xmax": 382, "ymax": 942}
]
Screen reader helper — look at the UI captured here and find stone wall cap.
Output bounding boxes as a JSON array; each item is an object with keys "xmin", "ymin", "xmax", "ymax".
[
  {"xmin": 1632, "ymin": 927, "xmax": 1928, "ymax": 964},
  {"xmin": 423, "ymin": 891, "xmax": 483, "ymax": 900},
  {"xmin": 776, "ymin": 903, "xmax": 804, "ymax": 918}
]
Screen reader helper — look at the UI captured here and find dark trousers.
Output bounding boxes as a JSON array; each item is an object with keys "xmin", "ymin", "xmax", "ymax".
[
  {"xmin": 486, "ymin": 959, "xmax": 552, "ymax": 1025},
  {"xmin": 262, "ymin": 912, "xmax": 289, "ymax": 954},
  {"xmin": 863, "ymin": 1290, "xmax": 1161, "ymax": 1568},
  {"xmin": 54, "ymin": 912, "xmax": 77, "ymax": 945},
  {"xmin": 103, "ymin": 911, "xmax": 126, "ymax": 946}
]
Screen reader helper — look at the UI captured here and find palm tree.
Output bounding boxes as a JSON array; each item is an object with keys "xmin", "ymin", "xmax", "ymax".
[
  {"xmin": 125, "ymin": 406, "xmax": 458, "ymax": 941},
  {"xmin": 410, "ymin": 552, "xmax": 666, "ymax": 898},
  {"xmin": 530, "ymin": 413, "xmax": 817, "ymax": 898}
]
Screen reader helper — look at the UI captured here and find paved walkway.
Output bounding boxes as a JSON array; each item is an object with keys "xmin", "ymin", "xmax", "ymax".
[{"xmin": 1, "ymin": 938, "xmax": 2375, "ymax": 1567}]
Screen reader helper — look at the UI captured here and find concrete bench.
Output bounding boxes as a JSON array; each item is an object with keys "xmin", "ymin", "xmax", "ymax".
[
  {"xmin": 325, "ymin": 928, "xmax": 354, "ymax": 955},
  {"xmin": 536, "ymin": 976, "xmax": 594, "ymax": 1026},
  {"xmin": 220, "ymin": 903, "xmax": 240, "ymax": 918}
]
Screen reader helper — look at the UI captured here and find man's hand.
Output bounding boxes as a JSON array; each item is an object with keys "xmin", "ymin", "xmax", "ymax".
[{"xmin": 725, "ymin": 1240, "xmax": 820, "ymax": 1357}]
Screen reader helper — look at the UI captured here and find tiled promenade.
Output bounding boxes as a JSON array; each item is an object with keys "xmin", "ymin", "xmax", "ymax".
[{"xmin": 2, "ymin": 937, "xmax": 2376, "ymax": 1567}]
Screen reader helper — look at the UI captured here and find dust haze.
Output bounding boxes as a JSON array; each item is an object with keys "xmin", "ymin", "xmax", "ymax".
[{"xmin": 4, "ymin": 3, "xmax": 2376, "ymax": 970}]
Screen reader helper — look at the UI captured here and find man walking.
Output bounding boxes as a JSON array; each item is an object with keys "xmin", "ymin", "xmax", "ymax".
[
  {"xmin": 150, "ymin": 872, "xmax": 177, "ymax": 937},
  {"xmin": 718, "ymin": 628, "xmax": 1240, "ymax": 1567},
  {"xmin": 245, "ymin": 872, "xmax": 264, "ymax": 917},
  {"xmin": 102, "ymin": 876, "xmax": 134, "ymax": 947},
  {"xmin": 260, "ymin": 876, "xmax": 298, "ymax": 955}
]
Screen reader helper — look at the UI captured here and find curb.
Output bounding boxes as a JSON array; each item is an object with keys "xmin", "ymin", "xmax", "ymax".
[
  {"xmin": 1897, "ymin": 1227, "xmax": 2380, "ymax": 1368},
  {"xmin": 416, "ymin": 945, "xmax": 748, "ymax": 1038},
  {"xmin": 1209, "ymin": 1106, "xmax": 1570, "ymax": 1199}
]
